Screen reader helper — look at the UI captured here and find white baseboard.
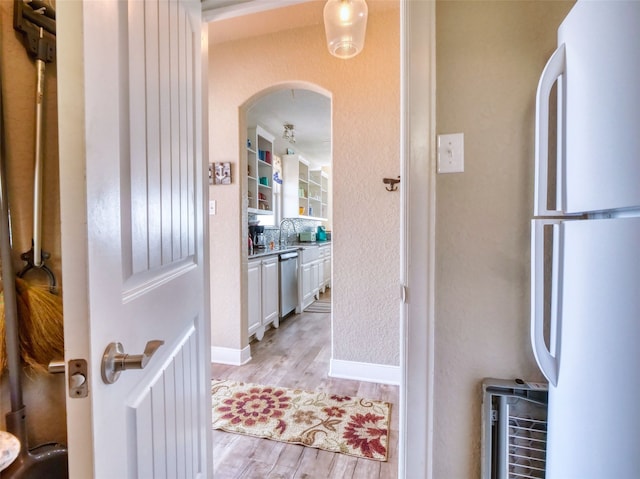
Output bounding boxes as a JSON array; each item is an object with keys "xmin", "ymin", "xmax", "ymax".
[
  {"xmin": 211, "ymin": 345, "xmax": 252, "ymax": 366},
  {"xmin": 329, "ymin": 359, "xmax": 400, "ymax": 385}
]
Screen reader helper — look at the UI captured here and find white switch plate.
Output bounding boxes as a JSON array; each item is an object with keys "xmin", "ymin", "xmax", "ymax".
[
  {"xmin": 437, "ymin": 133, "xmax": 464, "ymax": 173},
  {"xmin": 209, "ymin": 200, "xmax": 216, "ymax": 215}
]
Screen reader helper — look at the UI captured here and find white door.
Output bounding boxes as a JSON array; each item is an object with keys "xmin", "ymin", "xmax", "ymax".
[
  {"xmin": 532, "ymin": 217, "xmax": 640, "ymax": 478},
  {"xmin": 300, "ymin": 262, "xmax": 313, "ymax": 308},
  {"xmin": 536, "ymin": 2, "xmax": 640, "ymax": 215},
  {"xmin": 56, "ymin": 1, "xmax": 210, "ymax": 478},
  {"xmin": 247, "ymin": 259, "xmax": 262, "ymax": 338},
  {"xmin": 261, "ymin": 256, "xmax": 279, "ymax": 328}
]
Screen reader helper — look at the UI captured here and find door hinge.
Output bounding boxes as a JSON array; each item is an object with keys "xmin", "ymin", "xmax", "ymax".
[{"xmin": 401, "ymin": 284, "xmax": 408, "ymax": 303}]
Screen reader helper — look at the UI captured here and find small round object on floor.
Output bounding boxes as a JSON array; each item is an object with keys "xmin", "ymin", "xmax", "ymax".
[{"xmin": 0, "ymin": 430, "xmax": 20, "ymax": 472}]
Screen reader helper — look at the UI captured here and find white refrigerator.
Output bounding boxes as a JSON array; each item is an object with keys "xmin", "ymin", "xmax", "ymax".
[{"xmin": 531, "ymin": 1, "xmax": 640, "ymax": 478}]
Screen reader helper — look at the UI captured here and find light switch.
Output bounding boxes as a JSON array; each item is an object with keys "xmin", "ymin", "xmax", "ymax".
[
  {"xmin": 209, "ymin": 200, "xmax": 216, "ymax": 215},
  {"xmin": 437, "ymin": 133, "xmax": 464, "ymax": 173}
]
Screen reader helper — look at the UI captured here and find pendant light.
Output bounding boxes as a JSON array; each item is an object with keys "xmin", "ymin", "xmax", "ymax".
[
  {"xmin": 282, "ymin": 124, "xmax": 296, "ymax": 144},
  {"xmin": 323, "ymin": 0, "xmax": 368, "ymax": 59}
]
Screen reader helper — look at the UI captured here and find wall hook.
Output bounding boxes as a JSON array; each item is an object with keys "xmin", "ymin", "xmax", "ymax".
[{"xmin": 383, "ymin": 176, "xmax": 401, "ymax": 192}]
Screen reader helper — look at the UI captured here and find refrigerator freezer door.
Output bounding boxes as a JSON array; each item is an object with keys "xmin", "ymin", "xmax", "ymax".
[
  {"xmin": 544, "ymin": 217, "xmax": 640, "ymax": 479},
  {"xmin": 556, "ymin": 2, "xmax": 640, "ymax": 214}
]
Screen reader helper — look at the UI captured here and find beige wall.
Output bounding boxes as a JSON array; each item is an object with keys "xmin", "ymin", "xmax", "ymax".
[
  {"xmin": 208, "ymin": 3, "xmax": 401, "ymax": 365},
  {"xmin": 0, "ymin": 2, "xmax": 582, "ymax": 474},
  {"xmin": 434, "ymin": 1, "xmax": 573, "ymax": 477},
  {"xmin": 1, "ymin": 1, "xmax": 65, "ymax": 444},
  {"xmin": 0, "ymin": 3, "xmax": 61, "ymax": 280}
]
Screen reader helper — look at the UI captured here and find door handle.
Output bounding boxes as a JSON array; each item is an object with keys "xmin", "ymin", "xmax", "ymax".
[
  {"xmin": 534, "ymin": 43, "xmax": 565, "ymax": 217},
  {"xmin": 531, "ymin": 220, "xmax": 559, "ymax": 386},
  {"xmin": 101, "ymin": 340, "xmax": 164, "ymax": 384}
]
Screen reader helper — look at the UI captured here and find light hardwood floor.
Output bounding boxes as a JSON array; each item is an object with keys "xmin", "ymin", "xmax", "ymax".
[{"xmin": 211, "ymin": 290, "xmax": 399, "ymax": 479}]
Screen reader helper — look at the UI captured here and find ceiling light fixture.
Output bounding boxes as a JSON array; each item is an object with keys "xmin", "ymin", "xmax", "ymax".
[
  {"xmin": 283, "ymin": 123, "xmax": 296, "ymax": 144},
  {"xmin": 323, "ymin": 0, "xmax": 368, "ymax": 59}
]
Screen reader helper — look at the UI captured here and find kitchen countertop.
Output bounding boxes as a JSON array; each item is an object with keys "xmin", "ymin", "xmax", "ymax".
[
  {"xmin": 296, "ymin": 241, "xmax": 332, "ymax": 249},
  {"xmin": 248, "ymin": 241, "xmax": 331, "ymax": 259}
]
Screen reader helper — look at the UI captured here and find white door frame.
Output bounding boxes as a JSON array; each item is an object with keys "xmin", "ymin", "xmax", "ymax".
[
  {"xmin": 399, "ymin": 1, "xmax": 436, "ymax": 478},
  {"xmin": 203, "ymin": 1, "xmax": 437, "ymax": 477}
]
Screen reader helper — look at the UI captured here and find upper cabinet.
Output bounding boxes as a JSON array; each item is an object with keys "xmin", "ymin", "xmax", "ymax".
[
  {"xmin": 309, "ymin": 169, "xmax": 329, "ymax": 220},
  {"xmin": 282, "ymin": 154, "xmax": 329, "ymax": 220},
  {"xmin": 247, "ymin": 125, "xmax": 275, "ymax": 215}
]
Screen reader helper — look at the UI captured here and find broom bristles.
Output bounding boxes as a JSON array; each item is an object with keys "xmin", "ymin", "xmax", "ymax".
[{"xmin": 0, "ymin": 277, "xmax": 64, "ymax": 377}]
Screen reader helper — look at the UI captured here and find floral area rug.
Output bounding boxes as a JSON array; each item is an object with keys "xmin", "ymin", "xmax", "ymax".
[{"xmin": 211, "ymin": 379, "xmax": 391, "ymax": 461}]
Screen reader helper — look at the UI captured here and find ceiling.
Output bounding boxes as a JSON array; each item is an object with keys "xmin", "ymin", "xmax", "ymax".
[
  {"xmin": 204, "ymin": 0, "xmax": 332, "ymax": 167},
  {"xmin": 246, "ymin": 89, "xmax": 331, "ymax": 168},
  {"xmin": 203, "ymin": 1, "xmax": 398, "ymax": 168},
  {"xmin": 204, "ymin": 1, "xmax": 324, "ymax": 43}
]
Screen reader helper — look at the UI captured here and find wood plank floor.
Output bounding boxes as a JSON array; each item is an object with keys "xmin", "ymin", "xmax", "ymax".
[{"xmin": 211, "ymin": 290, "xmax": 399, "ymax": 479}]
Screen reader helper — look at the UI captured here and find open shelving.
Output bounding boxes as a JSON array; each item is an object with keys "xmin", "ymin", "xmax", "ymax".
[
  {"xmin": 282, "ymin": 154, "xmax": 329, "ymax": 220},
  {"xmin": 247, "ymin": 125, "xmax": 275, "ymax": 215}
]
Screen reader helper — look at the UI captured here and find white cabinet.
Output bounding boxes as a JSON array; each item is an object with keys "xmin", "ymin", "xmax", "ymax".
[
  {"xmin": 319, "ymin": 244, "xmax": 331, "ymax": 293},
  {"xmin": 282, "ymin": 154, "xmax": 329, "ymax": 220},
  {"xmin": 309, "ymin": 169, "xmax": 329, "ymax": 220},
  {"xmin": 247, "ymin": 259, "xmax": 262, "ymax": 338},
  {"xmin": 298, "ymin": 246, "xmax": 321, "ymax": 312},
  {"xmin": 321, "ymin": 173, "xmax": 329, "ymax": 220},
  {"xmin": 261, "ymin": 255, "xmax": 280, "ymax": 330},
  {"xmin": 311, "ymin": 261, "xmax": 320, "ymax": 299},
  {"xmin": 317, "ymin": 258, "xmax": 324, "ymax": 295},
  {"xmin": 282, "ymin": 153, "xmax": 308, "ymax": 218},
  {"xmin": 247, "ymin": 255, "xmax": 279, "ymax": 341},
  {"xmin": 300, "ymin": 261, "xmax": 313, "ymax": 312},
  {"xmin": 247, "ymin": 125, "xmax": 275, "ymax": 215}
]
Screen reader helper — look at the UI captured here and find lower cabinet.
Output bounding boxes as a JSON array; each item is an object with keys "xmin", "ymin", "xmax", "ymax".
[
  {"xmin": 261, "ymin": 256, "xmax": 279, "ymax": 330},
  {"xmin": 309, "ymin": 260, "xmax": 320, "ymax": 303},
  {"xmin": 300, "ymin": 261, "xmax": 313, "ymax": 312},
  {"xmin": 247, "ymin": 255, "xmax": 279, "ymax": 341},
  {"xmin": 298, "ymin": 246, "xmax": 320, "ymax": 312},
  {"xmin": 247, "ymin": 260, "xmax": 262, "ymax": 338},
  {"xmin": 319, "ymin": 244, "xmax": 331, "ymax": 293}
]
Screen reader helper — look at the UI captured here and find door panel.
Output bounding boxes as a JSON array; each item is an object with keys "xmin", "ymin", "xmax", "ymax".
[
  {"xmin": 131, "ymin": 328, "xmax": 199, "ymax": 479},
  {"xmin": 57, "ymin": 1, "xmax": 209, "ymax": 477},
  {"xmin": 559, "ymin": 2, "xmax": 640, "ymax": 213},
  {"xmin": 261, "ymin": 257, "xmax": 279, "ymax": 326},
  {"xmin": 546, "ymin": 217, "xmax": 640, "ymax": 478},
  {"xmin": 247, "ymin": 260, "xmax": 262, "ymax": 337}
]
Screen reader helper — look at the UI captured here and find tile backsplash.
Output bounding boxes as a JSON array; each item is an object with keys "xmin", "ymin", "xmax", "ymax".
[{"xmin": 248, "ymin": 215, "xmax": 326, "ymax": 245}]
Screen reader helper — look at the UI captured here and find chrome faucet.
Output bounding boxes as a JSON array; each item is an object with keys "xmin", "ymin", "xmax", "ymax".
[{"xmin": 279, "ymin": 218, "xmax": 297, "ymax": 246}]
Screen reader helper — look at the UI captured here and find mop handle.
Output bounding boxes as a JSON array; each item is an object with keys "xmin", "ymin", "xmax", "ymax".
[
  {"xmin": 0, "ymin": 68, "xmax": 25, "ymax": 411},
  {"xmin": 32, "ymin": 29, "xmax": 46, "ymax": 268}
]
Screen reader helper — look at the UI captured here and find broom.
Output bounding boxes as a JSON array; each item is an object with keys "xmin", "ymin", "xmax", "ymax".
[
  {"xmin": 0, "ymin": 0, "xmax": 64, "ymax": 377},
  {"xmin": 0, "ymin": 278, "xmax": 63, "ymax": 375}
]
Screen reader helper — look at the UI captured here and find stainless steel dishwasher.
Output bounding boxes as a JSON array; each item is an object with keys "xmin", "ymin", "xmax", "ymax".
[{"xmin": 279, "ymin": 251, "xmax": 298, "ymax": 318}]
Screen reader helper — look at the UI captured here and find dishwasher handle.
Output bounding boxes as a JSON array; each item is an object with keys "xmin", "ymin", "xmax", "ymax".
[{"xmin": 279, "ymin": 252, "xmax": 298, "ymax": 261}]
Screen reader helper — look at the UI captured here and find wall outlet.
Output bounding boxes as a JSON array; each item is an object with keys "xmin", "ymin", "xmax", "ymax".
[{"xmin": 209, "ymin": 200, "xmax": 216, "ymax": 215}]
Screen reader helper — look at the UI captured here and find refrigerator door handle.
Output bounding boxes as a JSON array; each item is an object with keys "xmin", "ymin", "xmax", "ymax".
[
  {"xmin": 531, "ymin": 220, "xmax": 560, "ymax": 386},
  {"xmin": 534, "ymin": 44, "xmax": 565, "ymax": 217}
]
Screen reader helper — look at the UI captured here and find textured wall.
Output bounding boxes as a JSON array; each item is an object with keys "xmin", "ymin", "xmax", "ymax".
[
  {"xmin": 1, "ymin": 1, "xmax": 65, "ymax": 444},
  {"xmin": 208, "ymin": 3, "xmax": 400, "ymax": 365},
  {"xmin": 434, "ymin": 2, "xmax": 574, "ymax": 477}
]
